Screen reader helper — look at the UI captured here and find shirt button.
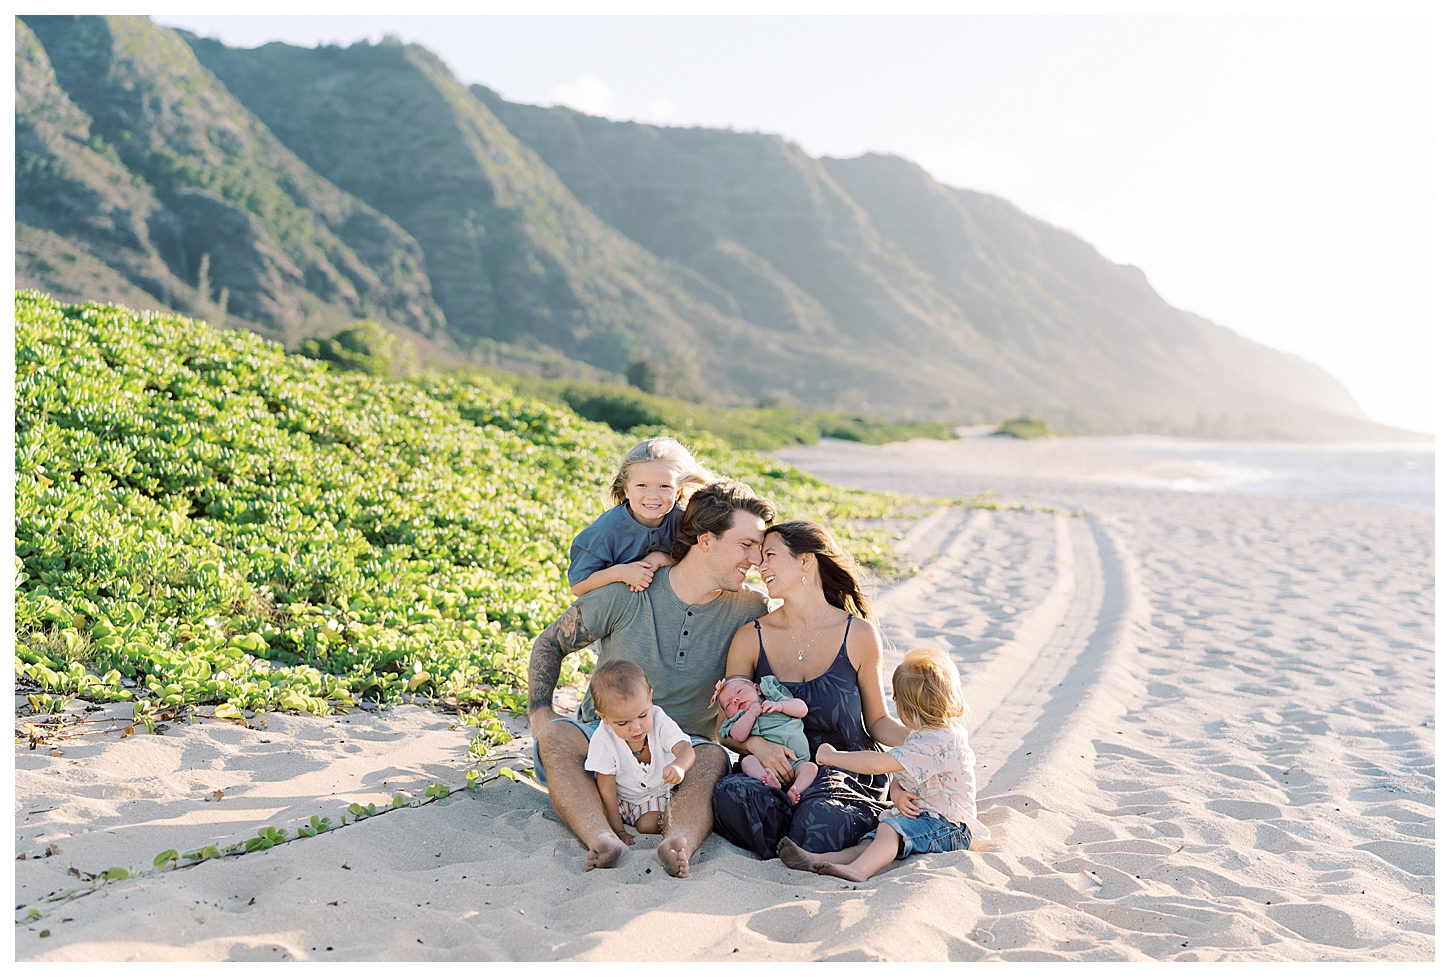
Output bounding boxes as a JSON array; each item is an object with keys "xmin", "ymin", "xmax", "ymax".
[{"xmin": 682, "ymin": 631, "xmax": 688, "ymax": 636}]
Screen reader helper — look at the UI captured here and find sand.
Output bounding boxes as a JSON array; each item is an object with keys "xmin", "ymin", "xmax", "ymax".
[{"xmin": 13, "ymin": 435, "xmax": 1435, "ymax": 961}]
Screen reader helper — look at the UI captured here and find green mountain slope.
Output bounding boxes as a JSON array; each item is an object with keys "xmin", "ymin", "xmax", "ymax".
[
  {"xmin": 475, "ymin": 90, "xmax": 1041, "ymax": 417},
  {"xmin": 18, "ymin": 17, "xmax": 1404, "ymax": 438},
  {"xmin": 184, "ymin": 35, "xmax": 829, "ymax": 403},
  {"xmin": 18, "ymin": 15, "xmax": 445, "ymax": 348},
  {"xmin": 484, "ymin": 96, "xmax": 1387, "ymax": 437}
]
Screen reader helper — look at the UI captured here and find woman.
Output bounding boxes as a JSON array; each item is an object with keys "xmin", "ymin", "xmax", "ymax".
[{"xmin": 712, "ymin": 520, "xmax": 910, "ymax": 858}]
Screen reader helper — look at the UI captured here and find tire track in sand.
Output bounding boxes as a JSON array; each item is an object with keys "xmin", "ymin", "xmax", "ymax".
[{"xmin": 875, "ymin": 506, "xmax": 1151, "ymax": 805}]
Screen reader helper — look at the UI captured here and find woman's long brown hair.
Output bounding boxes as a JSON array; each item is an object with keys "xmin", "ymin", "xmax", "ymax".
[{"xmin": 767, "ymin": 520, "xmax": 873, "ymax": 622}]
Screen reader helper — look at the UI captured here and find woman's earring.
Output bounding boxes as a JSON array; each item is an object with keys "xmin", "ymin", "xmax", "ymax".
[{"xmin": 801, "ymin": 574, "xmax": 807, "ymax": 586}]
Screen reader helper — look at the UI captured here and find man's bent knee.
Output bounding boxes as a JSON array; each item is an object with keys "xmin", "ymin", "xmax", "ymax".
[
  {"xmin": 537, "ymin": 720, "xmax": 589, "ymax": 771},
  {"xmin": 689, "ymin": 743, "xmax": 730, "ymax": 782}
]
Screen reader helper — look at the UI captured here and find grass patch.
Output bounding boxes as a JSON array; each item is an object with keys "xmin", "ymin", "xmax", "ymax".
[
  {"xmin": 993, "ymin": 415, "xmax": 1053, "ymax": 439},
  {"xmin": 450, "ymin": 368, "xmax": 958, "ymax": 451},
  {"xmin": 14, "ymin": 293, "xmax": 922, "ymax": 730}
]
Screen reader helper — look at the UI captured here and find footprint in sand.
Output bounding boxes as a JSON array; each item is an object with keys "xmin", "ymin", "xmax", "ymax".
[
  {"xmin": 1354, "ymin": 840, "xmax": 1434, "ymax": 877},
  {"xmin": 1266, "ymin": 904, "xmax": 1364, "ymax": 949},
  {"xmin": 229, "ymin": 943, "xmax": 296, "ymax": 961},
  {"xmin": 1205, "ymin": 799, "xmax": 1281, "ymax": 821}
]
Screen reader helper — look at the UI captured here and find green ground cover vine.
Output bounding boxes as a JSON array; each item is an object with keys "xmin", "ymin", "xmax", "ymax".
[{"xmin": 14, "ymin": 293, "xmax": 920, "ymax": 732}]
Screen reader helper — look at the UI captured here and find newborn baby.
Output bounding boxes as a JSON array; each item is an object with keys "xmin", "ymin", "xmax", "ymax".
[{"xmin": 714, "ymin": 674, "xmax": 819, "ymax": 804}]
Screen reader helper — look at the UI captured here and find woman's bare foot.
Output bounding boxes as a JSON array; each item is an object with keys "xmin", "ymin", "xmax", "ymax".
[
  {"xmin": 776, "ymin": 837, "xmax": 827, "ymax": 872},
  {"xmin": 584, "ymin": 832, "xmax": 629, "ymax": 872},
  {"xmin": 656, "ymin": 835, "xmax": 691, "ymax": 878}
]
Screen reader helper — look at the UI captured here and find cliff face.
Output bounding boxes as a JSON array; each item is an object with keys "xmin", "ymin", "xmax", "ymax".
[
  {"xmin": 184, "ymin": 37, "xmax": 754, "ymax": 401},
  {"xmin": 18, "ymin": 15, "xmax": 445, "ymax": 347},
  {"xmin": 18, "ymin": 16, "xmax": 1393, "ymax": 437},
  {"xmin": 483, "ymin": 95, "xmax": 1378, "ymax": 435}
]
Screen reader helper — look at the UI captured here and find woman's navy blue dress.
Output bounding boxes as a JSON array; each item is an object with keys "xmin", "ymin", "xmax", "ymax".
[{"xmin": 712, "ymin": 617, "xmax": 890, "ymax": 858}]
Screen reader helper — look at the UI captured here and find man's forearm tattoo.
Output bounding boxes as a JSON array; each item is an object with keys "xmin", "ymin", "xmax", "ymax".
[{"xmin": 527, "ymin": 604, "xmax": 598, "ymax": 713}]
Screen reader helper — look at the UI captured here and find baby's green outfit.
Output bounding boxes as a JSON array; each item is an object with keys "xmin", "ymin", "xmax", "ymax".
[{"xmin": 718, "ymin": 675, "xmax": 811, "ymax": 769}]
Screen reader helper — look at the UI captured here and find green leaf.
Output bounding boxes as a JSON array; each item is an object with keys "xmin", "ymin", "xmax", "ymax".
[
  {"xmin": 498, "ymin": 766, "xmax": 518, "ymax": 782},
  {"xmin": 392, "ymin": 794, "xmax": 408, "ymax": 809},
  {"xmin": 153, "ymin": 850, "xmax": 179, "ymax": 869},
  {"xmin": 103, "ymin": 868, "xmax": 129, "ymax": 880}
]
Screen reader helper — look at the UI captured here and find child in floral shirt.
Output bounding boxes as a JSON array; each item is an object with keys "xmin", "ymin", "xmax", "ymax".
[{"xmin": 777, "ymin": 647, "xmax": 985, "ymax": 880}]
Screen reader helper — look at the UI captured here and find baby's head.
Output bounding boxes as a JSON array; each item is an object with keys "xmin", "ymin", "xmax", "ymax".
[
  {"xmin": 609, "ymin": 437, "xmax": 714, "ymax": 515},
  {"xmin": 711, "ymin": 674, "xmax": 761, "ymax": 716},
  {"xmin": 892, "ymin": 648, "xmax": 966, "ymax": 729},
  {"xmin": 591, "ymin": 659, "xmax": 654, "ymax": 741}
]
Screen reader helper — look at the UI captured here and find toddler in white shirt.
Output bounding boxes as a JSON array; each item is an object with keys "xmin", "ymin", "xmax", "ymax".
[{"xmin": 584, "ymin": 659, "xmax": 696, "ymax": 846}]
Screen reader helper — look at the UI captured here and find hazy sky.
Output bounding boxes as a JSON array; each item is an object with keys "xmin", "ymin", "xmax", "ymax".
[{"xmin": 159, "ymin": 14, "xmax": 1437, "ymax": 435}]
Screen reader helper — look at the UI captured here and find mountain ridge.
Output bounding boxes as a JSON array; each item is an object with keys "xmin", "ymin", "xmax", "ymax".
[{"xmin": 14, "ymin": 15, "xmax": 1412, "ymax": 440}]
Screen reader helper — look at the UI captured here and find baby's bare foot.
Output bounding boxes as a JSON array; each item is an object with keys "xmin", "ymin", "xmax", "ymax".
[
  {"xmin": 787, "ymin": 783, "xmax": 803, "ymax": 805},
  {"xmin": 657, "ymin": 835, "xmax": 691, "ymax": 878},
  {"xmin": 584, "ymin": 832, "xmax": 628, "ymax": 872},
  {"xmin": 776, "ymin": 837, "xmax": 824, "ymax": 873}
]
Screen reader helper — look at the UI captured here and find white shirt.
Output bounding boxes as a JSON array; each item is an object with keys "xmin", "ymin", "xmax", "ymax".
[{"xmin": 584, "ymin": 706, "xmax": 690, "ymax": 804}]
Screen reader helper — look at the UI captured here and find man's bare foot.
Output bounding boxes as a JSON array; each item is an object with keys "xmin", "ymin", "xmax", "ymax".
[
  {"xmin": 584, "ymin": 832, "xmax": 628, "ymax": 872},
  {"xmin": 776, "ymin": 837, "xmax": 824, "ymax": 872},
  {"xmin": 657, "ymin": 835, "xmax": 691, "ymax": 878}
]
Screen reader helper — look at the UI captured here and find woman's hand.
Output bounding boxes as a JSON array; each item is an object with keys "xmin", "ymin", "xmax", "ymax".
[
  {"xmin": 745, "ymin": 737, "xmax": 798, "ymax": 783},
  {"xmin": 889, "ymin": 777, "xmax": 921, "ymax": 816},
  {"xmin": 816, "ymin": 742, "xmax": 840, "ymax": 765}
]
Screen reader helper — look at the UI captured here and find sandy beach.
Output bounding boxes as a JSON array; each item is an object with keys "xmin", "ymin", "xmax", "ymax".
[{"xmin": 14, "ymin": 434, "xmax": 1434, "ymax": 961}]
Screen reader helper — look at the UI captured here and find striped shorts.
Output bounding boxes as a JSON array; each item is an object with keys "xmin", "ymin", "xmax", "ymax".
[{"xmin": 618, "ymin": 790, "xmax": 671, "ymax": 826}]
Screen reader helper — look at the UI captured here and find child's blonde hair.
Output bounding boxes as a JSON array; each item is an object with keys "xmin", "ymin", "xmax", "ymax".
[
  {"xmin": 892, "ymin": 648, "xmax": 966, "ymax": 728},
  {"xmin": 608, "ymin": 437, "xmax": 713, "ymax": 506}
]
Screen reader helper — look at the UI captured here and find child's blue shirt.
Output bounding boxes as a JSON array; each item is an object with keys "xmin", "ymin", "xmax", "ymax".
[{"xmin": 567, "ymin": 502, "xmax": 685, "ymax": 586}]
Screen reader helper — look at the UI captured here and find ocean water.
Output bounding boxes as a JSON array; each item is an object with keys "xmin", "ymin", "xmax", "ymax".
[{"xmin": 1106, "ymin": 438, "xmax": 1435, "ymax": 513}]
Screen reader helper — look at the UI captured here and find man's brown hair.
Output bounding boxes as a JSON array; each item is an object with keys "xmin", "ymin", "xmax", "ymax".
[{"xmin": 669, "ymin": 479, "xmax": 775, "ymax": 561}]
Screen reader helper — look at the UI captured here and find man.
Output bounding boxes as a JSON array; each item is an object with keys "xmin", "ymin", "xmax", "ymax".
[{"xmin": 528, "ymin": 480, "xmax": 775, "ymax": 877}]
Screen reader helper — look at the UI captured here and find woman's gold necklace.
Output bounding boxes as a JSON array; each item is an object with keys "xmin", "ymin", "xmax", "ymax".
[{"xmin": 787, "ymin": 606, "xmax": 835, "ymax": 662}]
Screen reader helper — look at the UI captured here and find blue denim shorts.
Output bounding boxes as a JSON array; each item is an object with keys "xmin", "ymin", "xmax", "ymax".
[
  {"xmin": 529, "ymin": 717, "xmax": 713, "ymax": 788},
  {"xmin": 864, "ymin": 810, "xmax": 972, "ymax": 859}
]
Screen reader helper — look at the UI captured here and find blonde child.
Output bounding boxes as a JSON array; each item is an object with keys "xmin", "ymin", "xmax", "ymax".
[
  {"xmin": 777, "ymin": 648, "xmax": 983, "ymax": 881},
  {"xmin": 584, "ymin": 660, "xmax": 696, "ymax": 856},
  {"xmin": 569, "ymin": 437, "xmax": 713, "ymax": 597}
]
